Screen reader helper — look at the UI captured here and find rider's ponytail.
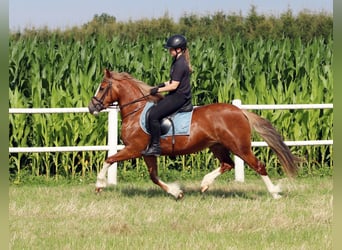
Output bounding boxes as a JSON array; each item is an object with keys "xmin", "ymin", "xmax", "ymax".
[{"xmin": 183, "ymin": 48, "xmax": 193, "ymax": 73}]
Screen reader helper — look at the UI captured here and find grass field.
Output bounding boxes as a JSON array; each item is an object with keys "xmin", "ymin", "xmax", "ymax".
[{"xmin": 9, "ymin": 176, "xmax": 332, "ymax": 250}]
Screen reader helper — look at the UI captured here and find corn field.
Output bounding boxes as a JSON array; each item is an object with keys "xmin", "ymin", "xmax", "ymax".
[{"xmin": 9, "ymin": 34, "xmax": 333, "ymax": 182}]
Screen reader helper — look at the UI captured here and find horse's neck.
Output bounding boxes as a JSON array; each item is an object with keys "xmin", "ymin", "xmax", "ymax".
[{"xmin": 117, "ymin": 82, "xmax": 147, "ymax": 119}]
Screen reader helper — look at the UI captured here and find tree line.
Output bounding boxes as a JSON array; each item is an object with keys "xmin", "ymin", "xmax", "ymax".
[{"xmin": 10, "ymin": 6, "xmax": 332, "ymax": 43}]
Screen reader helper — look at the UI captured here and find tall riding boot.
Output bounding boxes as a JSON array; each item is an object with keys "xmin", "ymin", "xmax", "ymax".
[{"xmin": 141, "ymin": 120, "xmax": 161, "ymax": 156}]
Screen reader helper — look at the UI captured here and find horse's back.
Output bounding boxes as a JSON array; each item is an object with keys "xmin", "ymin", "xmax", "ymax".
[
  {"xmin": 193, "ymin": 103, "xmax": 242, "ymax": 115},
  {"xmin": 191, "ymin": 102, "xmax": 250, "ymax": 130}
]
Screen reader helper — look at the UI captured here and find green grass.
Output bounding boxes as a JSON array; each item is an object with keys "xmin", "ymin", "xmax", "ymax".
[{"xmin": 9, "ymin": 176, "xmax": 332, "ymax": 250}]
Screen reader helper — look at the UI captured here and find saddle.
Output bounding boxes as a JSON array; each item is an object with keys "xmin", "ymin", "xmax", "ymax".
[{"xmin": 145, "ymin": 98, "xmax": 193, "ymax": 136}]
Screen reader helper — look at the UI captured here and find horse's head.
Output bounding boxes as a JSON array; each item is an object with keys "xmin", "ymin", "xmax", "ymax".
[
  {"xmin": 89, "ymin": 69, "xmax": 164, "ymax": 116},
  {"xmin": 88, "ymin": 69, "xmax": 119, "ymax": 115}
]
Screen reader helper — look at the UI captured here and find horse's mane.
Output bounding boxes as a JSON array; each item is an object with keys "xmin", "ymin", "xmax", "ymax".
[{"xmin": 110, "ymin": 71, "xmax": 164, "ymax": 102}]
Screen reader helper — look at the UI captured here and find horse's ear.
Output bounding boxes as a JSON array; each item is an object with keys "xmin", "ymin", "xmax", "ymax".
[{"xmin": 104, "ymin": 69, "xmax": 111, "ymax": 78}]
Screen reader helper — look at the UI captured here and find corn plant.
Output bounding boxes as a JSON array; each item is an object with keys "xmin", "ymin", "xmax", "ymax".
[{"xmin": 9, "ymin": 34, "xmax": 333, "ymax": 181}]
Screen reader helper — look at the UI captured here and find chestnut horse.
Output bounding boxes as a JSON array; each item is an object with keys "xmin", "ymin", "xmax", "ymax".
[{"xmin": 88, "ymin": 69, "xmax": 298, "ymax": 199}]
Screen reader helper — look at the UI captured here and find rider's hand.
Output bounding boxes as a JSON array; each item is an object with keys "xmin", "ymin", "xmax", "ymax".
[{"xmin": 150, "ymin": 87, "xmax": 159, "ymax": 95}]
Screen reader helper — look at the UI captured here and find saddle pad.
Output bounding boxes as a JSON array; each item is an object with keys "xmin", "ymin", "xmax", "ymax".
[{"xmin": 140, "ymin": 102, "xmax": 193, "ymax": 137}]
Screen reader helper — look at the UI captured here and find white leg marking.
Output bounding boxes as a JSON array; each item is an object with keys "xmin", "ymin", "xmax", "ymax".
[
  {"xmin": 261, "ymin": 175, "xmax": 282, "ymax": 199},
  {"xmin": 96, "ymin": 162, "xmax": 111, "ymax": 189},
  {"xmin": 164, "ymin": 181, "xmax": 183, "ymax": 199},
  {"xmin": 201, "ymin": 168, "xmax": 222, "ymax": 192}
]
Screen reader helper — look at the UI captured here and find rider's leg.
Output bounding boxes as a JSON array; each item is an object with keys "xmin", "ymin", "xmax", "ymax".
[
  {"xmin": 142, "ymin": 117, "xmax": 161, "ymax": 156},
  {"xmin": 142, "ymin": 93, "xmax": 187, "ymax": 156}
]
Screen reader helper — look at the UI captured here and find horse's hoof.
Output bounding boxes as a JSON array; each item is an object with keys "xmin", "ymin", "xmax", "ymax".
[
  {"xmin": 95, "ymin": 187, "xmax": 103, "ymax": 194},
  {"xmin": 272, "ymin": 193, "xmax": 282, "ymax": 199},
  {"xmin": 201, "ymin": 185, "xmax": 209, "ymax": 193},
  {"xmin": 177, "ymin": 191, "xmax": 184, "ymax": 200}
]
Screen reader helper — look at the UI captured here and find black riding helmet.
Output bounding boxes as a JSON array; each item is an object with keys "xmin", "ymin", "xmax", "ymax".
[{"xmin": 164, "ymin": 35, "xmax": 187, "ymax": 50}]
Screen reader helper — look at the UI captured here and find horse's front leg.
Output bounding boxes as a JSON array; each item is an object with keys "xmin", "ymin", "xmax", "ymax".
[
  {"xmin": 95, "ymin": 147, "xmax": 140, "ymax": 193},
  {"xmin": 143, "ymin": 156, "xmax": 184, "ymax": 200},
  {"xmin": 95, "ymin": 161, "xmax": 111, "ymax": 192}
]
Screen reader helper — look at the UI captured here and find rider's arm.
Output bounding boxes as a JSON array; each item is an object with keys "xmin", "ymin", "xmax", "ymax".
[{"xmin": 157, "ymin": 80, "xmax": 180, "ymax": 93}]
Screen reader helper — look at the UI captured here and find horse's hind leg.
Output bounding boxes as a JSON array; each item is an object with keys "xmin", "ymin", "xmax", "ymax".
[
  {"xmin": 143, "ymin": 156, "xmax": 184, "ymax": 200},
  {"xmin": 201, "ymin": 144, "xmax": 234, "ymax": 193},
  {"xmin": 239, "ymin": 149, "xmax": 282, "ymax": 199}
]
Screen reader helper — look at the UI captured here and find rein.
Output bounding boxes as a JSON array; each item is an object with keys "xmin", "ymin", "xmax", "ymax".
[
  {"xmin": 115, "ymin": 95, "xmax": 151, "ymax": 120},
  {"xmin": 120, "ymin": 95, "xmax": 151, "ymax": 109}
]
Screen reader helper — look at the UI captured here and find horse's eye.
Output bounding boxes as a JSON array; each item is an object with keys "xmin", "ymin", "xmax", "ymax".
[{"xmin": 99, "ymin": 87, "xmax": 104, "ymax": 91}]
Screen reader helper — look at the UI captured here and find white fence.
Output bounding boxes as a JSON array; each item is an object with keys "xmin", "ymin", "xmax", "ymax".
[{"xmin": 9, "ymin": 99, "xmax": 333, "ymax": 184}]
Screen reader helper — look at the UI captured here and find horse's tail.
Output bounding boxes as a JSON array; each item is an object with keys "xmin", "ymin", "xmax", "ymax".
[{"xmin": 242, "ymin": 110, "xmax": 300, "ymax": 177}]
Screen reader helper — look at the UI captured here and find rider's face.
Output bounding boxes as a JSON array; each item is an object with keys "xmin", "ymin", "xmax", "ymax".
[
  {"xmin": 169, "ymin": 48, "xmax": 181, "ymax": 57},
  {"xmin": 169, "ymin": 48, "xmax": 176, "ymax": 56}
]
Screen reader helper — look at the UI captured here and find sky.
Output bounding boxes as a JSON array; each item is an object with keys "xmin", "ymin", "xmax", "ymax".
[{"xmin": 9, "ymin": 0, "xmax": 333, "ymax": 31}]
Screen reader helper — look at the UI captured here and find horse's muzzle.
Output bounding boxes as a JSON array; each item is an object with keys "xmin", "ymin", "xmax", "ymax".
[
  {"xmin": 88, "ymin": 98, "xmax": 104, "ymax": 116},
  {"xmin": 88, "ymin": 104, "xmax": 98, "ymax": 116}
]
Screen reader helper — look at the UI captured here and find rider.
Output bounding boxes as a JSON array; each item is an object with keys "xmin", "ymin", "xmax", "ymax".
[{"xmin": 141, "ymin": 34, "xmax": 193, "ymax": 156}]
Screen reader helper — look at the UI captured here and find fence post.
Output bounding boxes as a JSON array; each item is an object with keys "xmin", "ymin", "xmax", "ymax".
[
  {"xmin": 232, "ymin": 99, "xmax": 245, "ymax": 182},
  {"xmin": 107, "ymin": 108, "xmax": 118, "ymax": 185}
]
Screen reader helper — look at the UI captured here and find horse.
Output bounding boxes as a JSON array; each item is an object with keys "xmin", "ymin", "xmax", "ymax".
[{"xmin": 88, "ymin": 69, "xmax": 299, "ymax": 200}]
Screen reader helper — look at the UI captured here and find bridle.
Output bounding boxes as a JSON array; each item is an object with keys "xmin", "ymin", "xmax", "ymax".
[
  {"xmin": 91, "ymin": 78, "xmax": 152, "ymax": 118},
  {"xmin": 91, "ymin": 79, "xmax": 114, "ymax": 111}
]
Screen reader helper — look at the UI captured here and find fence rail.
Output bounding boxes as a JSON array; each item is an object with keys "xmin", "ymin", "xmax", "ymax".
[{"xmin": 9, "ymin": 100, "xmax": 333, "ymax": 183}]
